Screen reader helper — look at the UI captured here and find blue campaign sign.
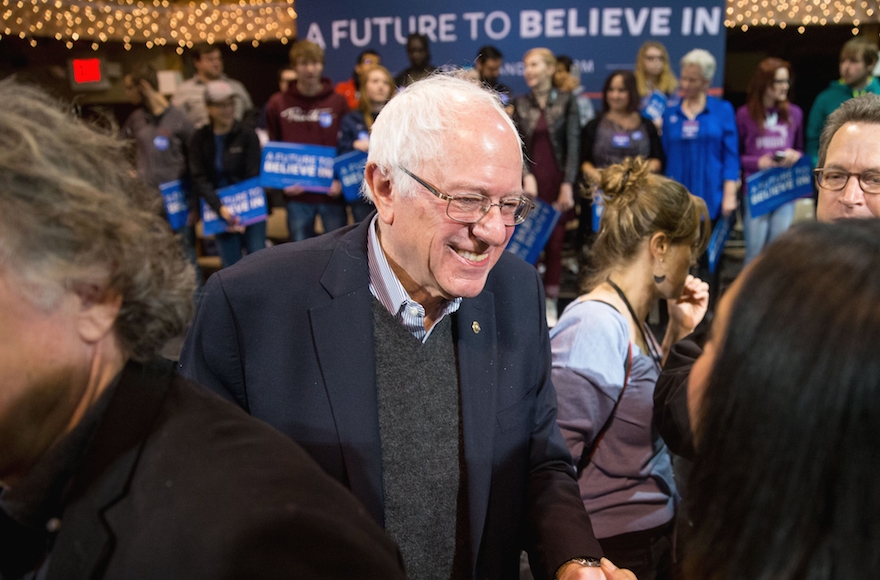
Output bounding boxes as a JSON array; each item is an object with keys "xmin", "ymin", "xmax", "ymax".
[
  {"xmin": 159, "ymin": 180, "xmax": 189, "ymax": 231},
  {"xmin": 746, "ymin": 156, "xmax": 813, "ymax": 219},
  {"xmin": 641, "ymin": 90, "xmax": 669, "ymax": 121},
  {"xmin": 201, "ymin": 177, "xmax": 268, "ymax": 236},
  {"xmin": 335, "ymin": 150, "xmax": 369, "ymax": 203},
  {"xmin": 592, "ymin": 189, "xmax": 604, "ymax": 232},
  {"xmin": 506, "ymin": 198, "xmax": 561, "ymax": 265},
  {"xmin": 260, "ymin": 142, "xmax": 336, "ymax": 191},
  {"xmin": 707, "ymin": 212, "xmax": 735, "ymax": 274},
  {"xmin": 296, "ymin": 0, "xmax": 726, "ymax": 99}
]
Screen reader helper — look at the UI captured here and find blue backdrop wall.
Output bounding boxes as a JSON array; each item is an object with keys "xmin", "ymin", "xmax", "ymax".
[{"xmin": 297, "ymin": 0, "xmax": 727, "ymax": 97}]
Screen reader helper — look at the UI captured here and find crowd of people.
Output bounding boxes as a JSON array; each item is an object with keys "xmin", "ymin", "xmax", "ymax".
[{"xmin": 3, "ymin": 29, "xmax": 880, "ymax": 580}]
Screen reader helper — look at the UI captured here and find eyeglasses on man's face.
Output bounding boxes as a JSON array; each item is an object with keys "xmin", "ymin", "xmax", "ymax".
[
  {"xmin": 399, "ymin": 167, "xmax": 534, "ymax": 226},
  {"xmin": 813, "ymin": 168, "xmax": 880, "ymax": 194}
]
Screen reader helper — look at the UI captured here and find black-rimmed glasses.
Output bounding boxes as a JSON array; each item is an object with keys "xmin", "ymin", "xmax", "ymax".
[
  {"xmin": 399, "ymin": 167, "xmax": 534, "ymax": 226},
  {"xmin": 813, "ymin": 168, "xmax": 880, "ymax": 194}
]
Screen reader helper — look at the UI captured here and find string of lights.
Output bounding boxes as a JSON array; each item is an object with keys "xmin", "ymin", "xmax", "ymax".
[
  {"xmin": 725, "ymin": 0, "xmax": 880, "ymax": 34},
  {"xmin": 0, "ymin": 0, "xmax": 296, "ymax": 51},
  {"xmin": 2, "ymin": 0, "xmax": 878, "ymax": 52}
]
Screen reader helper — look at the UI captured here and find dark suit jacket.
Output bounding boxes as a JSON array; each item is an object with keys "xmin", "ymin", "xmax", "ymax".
[
  {"xmin": 0, "ymin": 359, "xmax": 404, "ymax": 580},
  {"xmin": 180, "ymin": 217, "xmax": 602, "ymax": 580}
]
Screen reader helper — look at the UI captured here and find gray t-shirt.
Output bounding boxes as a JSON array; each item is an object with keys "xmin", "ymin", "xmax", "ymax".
[{"xmin": 550, "ymin": 299, "xmax": 676, "ymax": 538}]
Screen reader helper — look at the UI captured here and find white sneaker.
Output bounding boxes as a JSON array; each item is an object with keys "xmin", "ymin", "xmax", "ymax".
[{"xmin": 545, "ymin": 298, "xmax": 558, "ymax": 328}]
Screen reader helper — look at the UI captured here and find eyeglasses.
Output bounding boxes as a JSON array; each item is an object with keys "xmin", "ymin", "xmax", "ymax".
[
  {"xmin": 813, "ymin": 168, "xmax": 880, "ymax": 194},
  {"xmin": 772, "ymin": 79, "xmax": 791, "ymax": 85},
  {"xmin": 399, "ymin": 167, "xmax": 534, "ymax": 226}
]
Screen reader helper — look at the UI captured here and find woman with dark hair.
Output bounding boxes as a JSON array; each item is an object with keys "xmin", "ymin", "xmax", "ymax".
[
  {"xmin": 581, "ymin": 70, "xmax": 664, "ymax": 185},
  {"xmin": 511, "ymin": 47, "xmax": 580, "ymax": 325},
  {"xmin": 579, "ymin": 70, "xmax": 664, "ymax": 247},
  {"xmin": 685, "ymin": 218, "xmax": 880, "ymax": 580},
  {"xmin": 551, "ymin": 157, "xmax": 709, "ymax": 580},
  {"xmin": 736, "ymin": 57, "xmax": 804, "ymax": 264},
  {"xmin": 337, "ymin": 64, "xmax": 397, "ymax": 222}
]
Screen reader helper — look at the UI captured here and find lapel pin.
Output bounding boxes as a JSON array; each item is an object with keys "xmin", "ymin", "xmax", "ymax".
[{"xmin": 472, "ymin": 321, "xmax": 481, "ymax": 334}]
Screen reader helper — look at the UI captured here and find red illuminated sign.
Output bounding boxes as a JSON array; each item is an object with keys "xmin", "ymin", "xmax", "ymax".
[{"xmin": 71, "ymin": 58, "xmax": 102, "ymax": 84}]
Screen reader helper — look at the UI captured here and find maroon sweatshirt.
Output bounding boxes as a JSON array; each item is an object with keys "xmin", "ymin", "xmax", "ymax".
[{"xmin": 265, "ymin": 77, "xmax": 349, "ymax": 204}]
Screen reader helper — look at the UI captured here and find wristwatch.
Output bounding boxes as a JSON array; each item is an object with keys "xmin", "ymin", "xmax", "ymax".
[{"xmin": 555, "ymin": 557, "xmax": 602, "ymax": 579}]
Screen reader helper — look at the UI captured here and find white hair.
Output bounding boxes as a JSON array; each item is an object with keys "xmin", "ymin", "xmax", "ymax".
[
  {"xmin": 361, "ymin": 72, "xmax": 522, "ymax": 200},
  {"xmin": 681, "ymin": 48, "xmax": 716, "ymax": 82}
]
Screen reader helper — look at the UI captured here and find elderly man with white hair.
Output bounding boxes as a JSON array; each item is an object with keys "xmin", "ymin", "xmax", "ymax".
[{"xmin": 181, "ymin": 74, "xmax": 636, "ymax": 580}]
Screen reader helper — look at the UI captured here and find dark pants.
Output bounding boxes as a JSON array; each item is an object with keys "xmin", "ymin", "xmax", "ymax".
[{"xmin": 598, "ymin": 520, "xmax": 674, "ymax": 580}]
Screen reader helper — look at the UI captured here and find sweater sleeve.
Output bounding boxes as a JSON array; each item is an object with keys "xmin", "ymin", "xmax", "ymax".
[{"xmin": 551, "ymin": 301, "xmax": 630, "ymax": 470}]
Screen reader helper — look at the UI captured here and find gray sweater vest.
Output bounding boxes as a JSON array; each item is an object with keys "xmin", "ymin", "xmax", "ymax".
[{"xmin": 372, "ymin": 299, "xmax": 468, "ymax": 580}]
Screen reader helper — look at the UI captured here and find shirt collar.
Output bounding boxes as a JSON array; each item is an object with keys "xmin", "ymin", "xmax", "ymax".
[{"xmin": 366, "ymin": 215, "xmax": 462, "ymax": 343}]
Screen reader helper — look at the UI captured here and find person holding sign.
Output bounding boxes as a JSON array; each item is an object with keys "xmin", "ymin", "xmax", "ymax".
[
  {"xmin": 579, "ymin": 71, "xmax": 664, "ymax": 247},
  {"xmin": 662, "ymin": 49, "xmax": 739, "ymax": 303},
  {"xmin": 265, "ymin": 40, "xmax": 349, "ymax": 242},
  {"xmin": 512, "ymin": 47, "xmax": 580, "ymax": 326},
  {"xmin": 552, "ymin": 157, "xmax": 709, "ymax": 580},
  {"xmin": 337, "ymin": 64, "xmax": 397, "ymax": 222},
  {"xmin": 735, "ymin": 58, "xmax": 804, "ymax": 265},
  {"xmin": 634, "ymin": 42, "xmax": 679, "ymax": 132},
  {"xmin": 189, "ymin": 80, "xmax": 266, "ymax": 268}
]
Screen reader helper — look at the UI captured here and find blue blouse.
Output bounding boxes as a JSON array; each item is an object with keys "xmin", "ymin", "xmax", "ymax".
[{"xmin": 662, "ymin": 95, "xmax": 740, "ymax": 220}]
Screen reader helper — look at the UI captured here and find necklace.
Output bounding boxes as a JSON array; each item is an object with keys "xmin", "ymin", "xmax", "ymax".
[{"xmin": 606, "ymin": 278, "xmax": 662, "ymax": 371}]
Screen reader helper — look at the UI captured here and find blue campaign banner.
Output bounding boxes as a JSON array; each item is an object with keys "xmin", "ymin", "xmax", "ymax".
[
  {"xmin": 335, "ymin": 150, "xmax": 369, "ymax": 203},
  {"xmin": 506, "ymin": 198, "xmax": 561, "ymax": 265},
  {"xmin": 296, "ymin": 0, "xmax": 726, "ymax": 99},
  {"xmin": 641, "ymin": 90, "xmax": 668, "ymax": 121},
  {"xmin": 592, "ymin": 189, "xmax": 604, "ymax": 232},
  {"xmin": 201, "ymin": 177, "xmax": 268, "ymax": 236},
  {"xmin": 707, "ymin": 212, "xmax": 735, "ymax": 274},
  {"xmin": 159, "ymin": 180, "xmax": 189, "ymax": 231},
  {"xmin": 746, "ymin": 156, "xmax": 813, "ymax": 219},
  {"xmin": 260, "ymin": 142, "xmax": 336, "ymax": 191}
]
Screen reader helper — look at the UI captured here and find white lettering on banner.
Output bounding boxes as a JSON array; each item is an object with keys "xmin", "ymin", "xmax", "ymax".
[
  {"xmin": 439, "ymin": 13, "xmax": 457, "ymax": 41},
  {"xmin": 485, "ymin": 10, "xmax": 511, "ymax": 39},
  {"xmin": 568, "ymin": 8, "xmax": 586, "ymax": 36},
  {"xmin": 681, "ymin": 7, "xmax": 720, "ymax": 35},
  {"xmin": 166, "ymin": 199, "xmax": 186, "ymax": 214},
  {"xmin": 313, "ymin": 6, "xmax": 720, "ymax": 50},
  {"xmin": 279, "ymin": 107, "xmax": 333, "ymax": 124},
  {"xmin": 418, "ymin": 14, "xmax": 437, "ymax": 41},
  {"xmin": 602, "ymin": 8, "xmax": 622, "ymax": 36},
  {"xmin": 306, "ymin": 22, "xmax": 326, "ymax": 48},
  {"xmin": 651, "ymin": 8, "xmax": 672, "ymax": 35}
]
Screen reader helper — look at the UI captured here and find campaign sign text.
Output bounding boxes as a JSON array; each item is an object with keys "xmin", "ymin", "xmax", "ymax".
[
  {"xmin": 201, "ymin": 177, "xmax": 268, "ymax": 236},
  {"xmin": 745, "ymin": 156, "xmax": 813, "ymax": 219},
  {"xmin": 506, "ymin": 198, "xmax": 561, "ymax": 265},
  {"xmin": 160, "ymin": 180, "xmax": 189, "ymax": 231},
  {"xmin": 260, "ymin": 142, "xmax": 336, "ymax": 191},
  {"xmin": 335, "ymin": 150, "xmax": 369, "ymax": 203},
  {"xmin": 707, "ymin": 212, "xmax": 735, "ymax": 274}
]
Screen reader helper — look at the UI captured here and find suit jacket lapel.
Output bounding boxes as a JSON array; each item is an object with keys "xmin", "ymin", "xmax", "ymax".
[
  {"xmin": 47, "ymin": 360, "xmax": 174, "ymax": 580},
  {"xmin": 310, "ymin": 220, "xmax": 385, "ymax": 526},
  {"xmin": 456, "ymin": 290, "xmax": 499, "ymax": 571}
]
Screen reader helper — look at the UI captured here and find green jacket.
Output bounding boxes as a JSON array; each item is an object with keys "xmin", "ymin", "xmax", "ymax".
[{"xmin": 806, "ymin": 77, "xmax": 880, "ymax": 164}]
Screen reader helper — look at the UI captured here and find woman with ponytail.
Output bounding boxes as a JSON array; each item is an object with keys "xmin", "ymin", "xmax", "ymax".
[{"xmin": 550, "ymin": 157, "xmax": 709, "ymax": 580}]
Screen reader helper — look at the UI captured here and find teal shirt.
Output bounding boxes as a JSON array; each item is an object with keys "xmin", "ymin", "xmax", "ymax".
[{"xmin": 806, "ymin": 77, "xmax": 880, "ymax": 165}]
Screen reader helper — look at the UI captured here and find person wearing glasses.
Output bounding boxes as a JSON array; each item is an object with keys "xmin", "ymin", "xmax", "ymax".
[
  {"xmin": 551, "ymin": 157, "xmax": 709, "ymax": 580},
  {"xmin": 815, "ymin": 93, "xmax": 880, "ymax": 221},
  {"xmin": 653, "ymin": 93, "xmax": 880, "ymax": 464},
  {"xmin": 181, "ymin": 74, "xmax": 637, "ymax": 580},
  {"xmin": 735, "ymin": 57, "xmax": 804, "ymax": 264}
]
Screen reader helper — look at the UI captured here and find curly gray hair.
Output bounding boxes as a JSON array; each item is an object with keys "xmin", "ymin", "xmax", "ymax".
[{"xmin": 0, "ymin": 79, "xmax": 194, "ymax": 361}]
